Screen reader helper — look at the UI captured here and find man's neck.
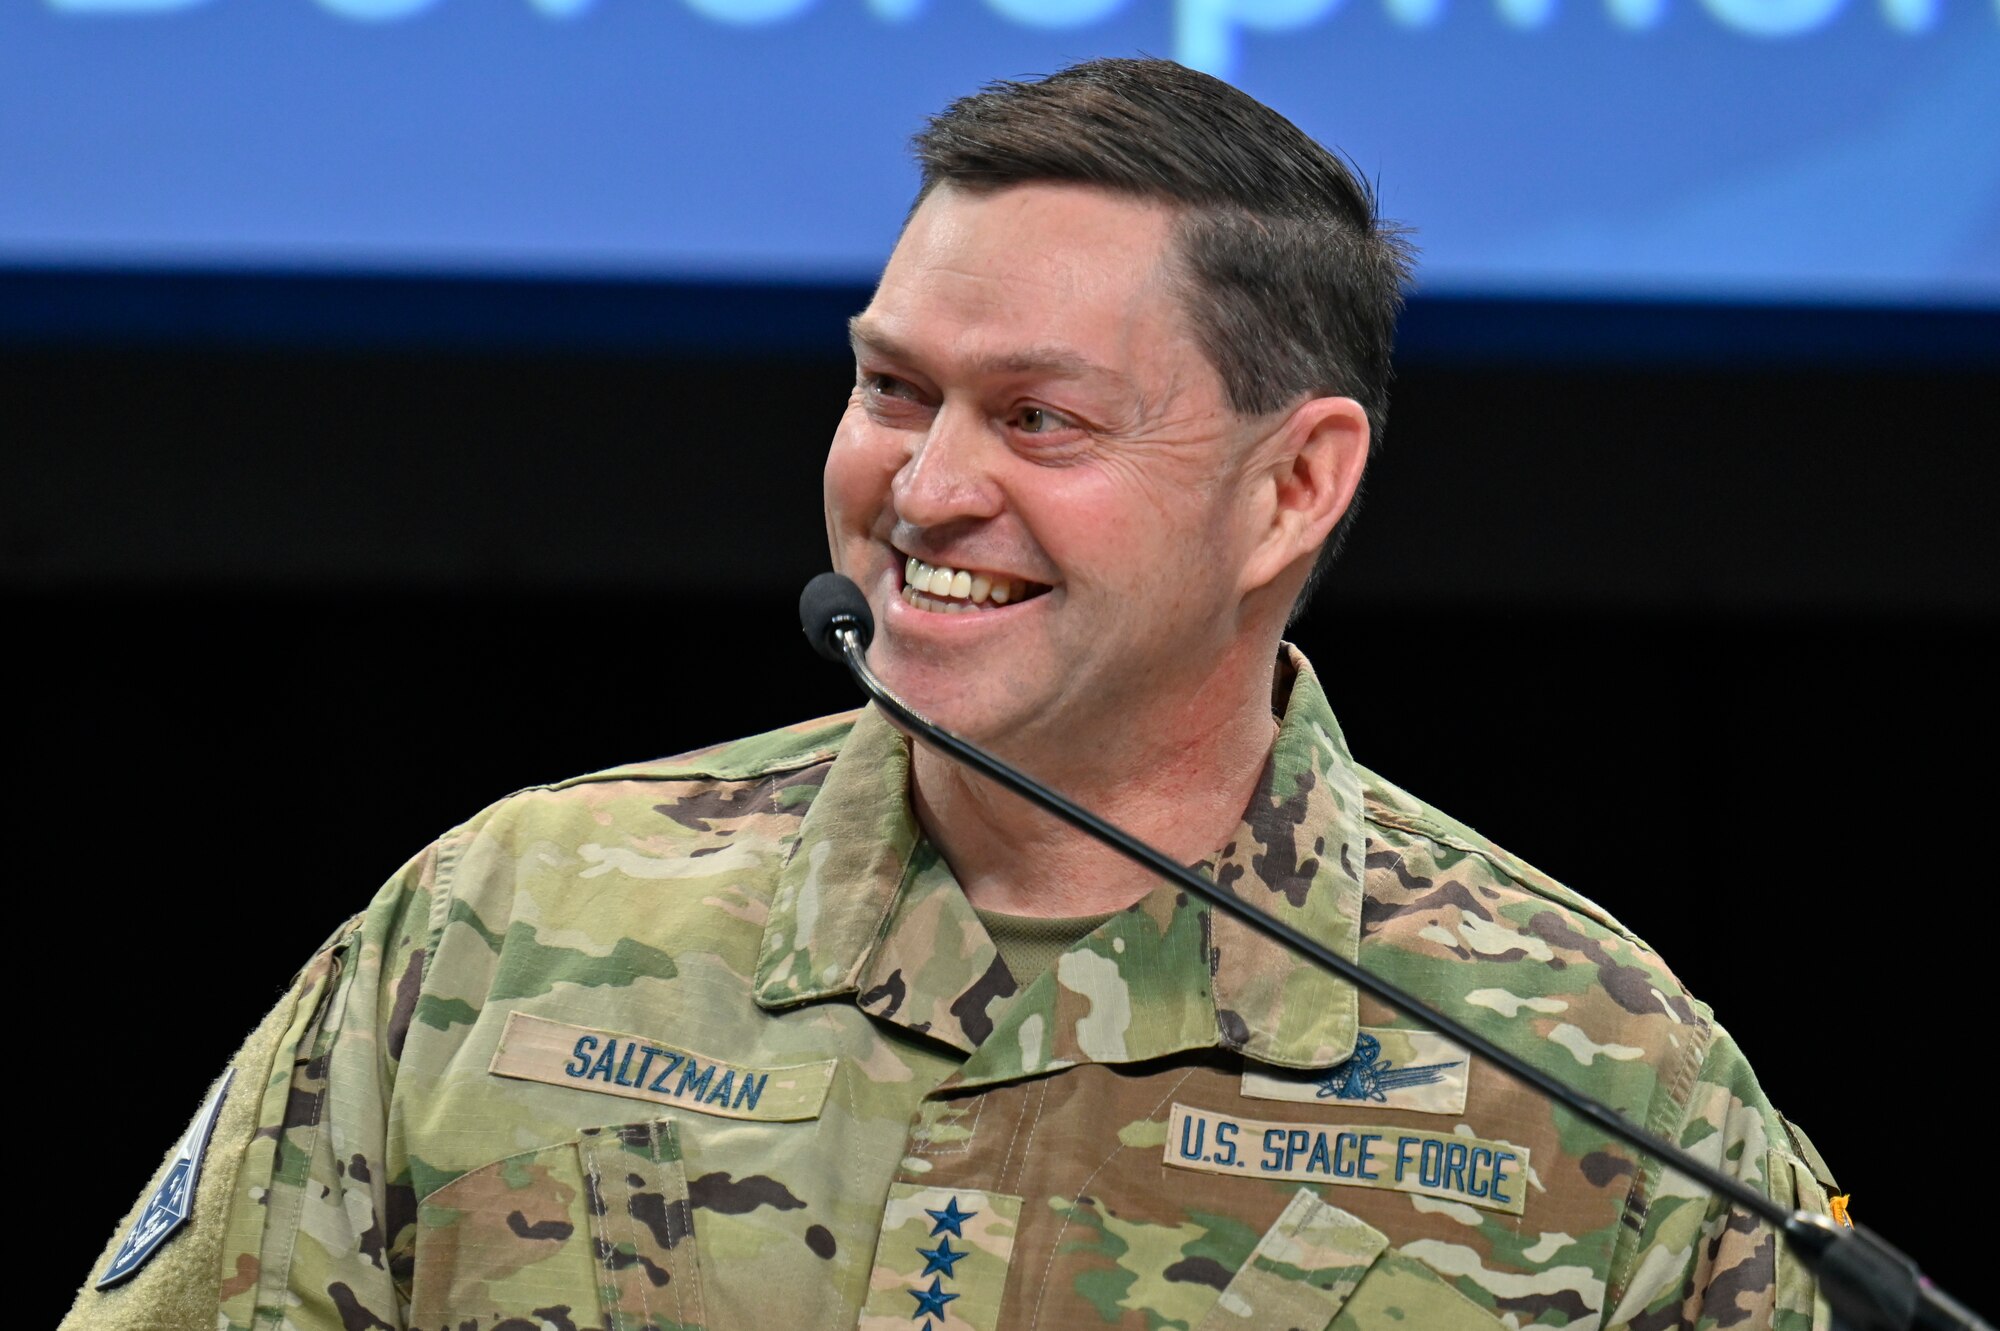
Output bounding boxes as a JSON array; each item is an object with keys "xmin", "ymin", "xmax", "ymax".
[{"xmin": 907, "ymin": 647, "xmax": 1282, "ymax": 919}]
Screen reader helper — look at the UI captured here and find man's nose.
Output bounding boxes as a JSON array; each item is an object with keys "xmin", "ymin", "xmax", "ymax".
[{"xmin": 890, "ymin": 401, "xmax": 1004, "ymax": 530}]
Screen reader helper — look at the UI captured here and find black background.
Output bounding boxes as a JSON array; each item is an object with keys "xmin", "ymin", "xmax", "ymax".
[{"xmin": 12, "ymin": 289, "xmax": 1996, "ymax": 1325}]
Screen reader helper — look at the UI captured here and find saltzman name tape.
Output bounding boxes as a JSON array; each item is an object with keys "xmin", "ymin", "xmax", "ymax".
[{"xmin": 489, "ymin": 1011, "xmax": 837, "ymax": 1122}]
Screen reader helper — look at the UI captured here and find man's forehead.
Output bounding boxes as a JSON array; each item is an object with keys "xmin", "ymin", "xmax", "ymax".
[
  {"xmin": 848, "ymin": 315, "xmax": 1140, "ymax": 392},
  {"xmin": 887, "ymin": 185, "xmax": 1181, "ymax": 311},
  {"xmin": 851, "ymin": 185, "xmax": 1200, "ymax": 388}
]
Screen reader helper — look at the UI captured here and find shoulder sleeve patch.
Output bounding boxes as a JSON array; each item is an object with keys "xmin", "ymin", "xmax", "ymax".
[{"xmin": 96, "ymin": 1068, "xmax": 235, "ymax": 1288}]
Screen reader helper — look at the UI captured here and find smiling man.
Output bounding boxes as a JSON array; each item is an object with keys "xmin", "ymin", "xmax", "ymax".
[
  {"xmin": 827, "ymin": 173, "xmax": 1364, "ymax": 922},
  {"xmin": 69, "ymin": 59, "xmax": 1836, "ymax": 1331}
]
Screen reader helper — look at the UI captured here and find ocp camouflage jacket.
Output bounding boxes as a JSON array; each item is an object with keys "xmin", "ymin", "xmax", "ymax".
[{"xmin": 68, "ymin": 648, "xmax": 1838, "ymax": 1331}]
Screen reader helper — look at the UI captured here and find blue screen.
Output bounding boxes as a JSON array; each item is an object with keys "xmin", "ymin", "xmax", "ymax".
[{"xmin": 3, "ymin": 0, "xmax": 1995, "ymax": 305}]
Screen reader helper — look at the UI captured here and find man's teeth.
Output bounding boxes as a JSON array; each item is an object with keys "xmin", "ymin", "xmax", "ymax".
[{"xmin": 902, "ymin": 556, "xmax": 1034, "ymax": 611}]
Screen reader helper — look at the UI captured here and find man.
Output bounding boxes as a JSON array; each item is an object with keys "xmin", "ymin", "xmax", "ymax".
[{"xmin": 68, "ymin": 59, "xmax": 1837, "ymax": 1330}]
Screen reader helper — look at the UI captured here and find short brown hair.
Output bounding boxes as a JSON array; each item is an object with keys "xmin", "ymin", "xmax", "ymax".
[{"xmin": 912, "ymin": 58, "xmax": 1415, "ymax": 604}]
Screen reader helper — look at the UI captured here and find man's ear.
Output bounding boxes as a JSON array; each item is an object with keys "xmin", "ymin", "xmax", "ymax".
[{"xmin": 1239, "ymin": 395, "xmax": 1370, "ymax": 596}]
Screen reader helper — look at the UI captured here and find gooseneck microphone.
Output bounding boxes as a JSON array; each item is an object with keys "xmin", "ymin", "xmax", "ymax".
[{"xmin": 800, "ymin": 572, "xmax": 1981, "ymax": 1331}]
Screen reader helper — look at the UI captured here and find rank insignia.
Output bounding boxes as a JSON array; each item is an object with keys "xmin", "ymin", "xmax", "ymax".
[
  {"xmin": 860, "ymin": 1184, "xmax": 1021, "ymax": 1330},
  {"xmin": 98, "ymin": 1068, "xmax": 235, "ymax": 1288}
]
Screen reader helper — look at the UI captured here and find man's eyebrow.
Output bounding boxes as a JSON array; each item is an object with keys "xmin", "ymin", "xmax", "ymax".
[
  {"xmin": 847, "ymin": 316, "xmax": 907, "ymax": 361},
  {"xmin": 848, "ymin": 317, "xmax": 1135, "ymax": 391}
]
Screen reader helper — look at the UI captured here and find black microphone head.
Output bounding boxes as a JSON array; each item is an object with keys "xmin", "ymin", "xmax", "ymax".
[{"xmin": 799, "ymin": 572, "xmax": 875, "ymax": 662}]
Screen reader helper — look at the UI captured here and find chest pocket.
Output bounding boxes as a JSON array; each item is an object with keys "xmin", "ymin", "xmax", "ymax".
[
  {"xmin": 410, "ymin": 1120, "xmax": 706, "ymax": 1331},
  {"xmin": 1195, "ymin": 1188, "xmax": 1506, "ymax": 1331}
]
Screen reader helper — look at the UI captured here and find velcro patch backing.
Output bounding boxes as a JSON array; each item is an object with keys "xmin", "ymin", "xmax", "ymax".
[{"xmin": 99, "ymin": 1068, "xmax": 236, "ymax": 1287}]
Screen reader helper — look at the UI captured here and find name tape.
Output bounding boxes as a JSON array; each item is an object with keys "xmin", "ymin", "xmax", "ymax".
[
  {"xmin": 1163, "ymin": 1103, "xmax": 1530, "ymax": 1216},
  {"xmin": 489, "ymin": 1011, "xmax": 836, "ymax": 1122}
]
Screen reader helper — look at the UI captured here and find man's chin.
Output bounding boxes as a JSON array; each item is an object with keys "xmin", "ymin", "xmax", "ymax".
[
  {"xmin": 869, "ymin": 652, "xmax": 1017, "ymax": 741},
  {"xmin": 871, "ymin": 659, "xmax": 982, "ymax": 730}
]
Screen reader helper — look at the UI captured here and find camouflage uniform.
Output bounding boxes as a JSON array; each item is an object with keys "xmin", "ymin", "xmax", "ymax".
[{"xmin": 69, "ymin": 647, "xmax": 1838, "ymax": 1330}]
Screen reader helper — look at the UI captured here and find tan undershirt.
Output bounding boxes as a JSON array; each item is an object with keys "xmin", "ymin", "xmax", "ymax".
[{"xmin": 973, "ymin": 906, "xmax": 1118, "ymax": 989}]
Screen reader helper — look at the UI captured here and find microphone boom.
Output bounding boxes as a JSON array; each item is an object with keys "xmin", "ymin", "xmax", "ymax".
[{"xmin": 798, "ymin": 572, "xmax": 1985, "ymax": 1331}]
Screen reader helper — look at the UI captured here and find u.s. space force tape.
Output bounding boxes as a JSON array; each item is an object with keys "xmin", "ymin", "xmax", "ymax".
[{"xmin": 1163, "ymin": 1102, "xmax": 1531, "ymax": 1215}]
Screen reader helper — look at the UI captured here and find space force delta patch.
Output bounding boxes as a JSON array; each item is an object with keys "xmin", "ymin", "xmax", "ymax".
[
  {"xmin": 99, "ymin": 1068, "xmax": 235, "ymax": 1287},
  {"xmin": 488, "ymin": 1012, "xmax": 837, "ymax": 1122},
  {"xmin": 1163, "ymin": 1103, "xmax": 1531, "ymax": 1216}
]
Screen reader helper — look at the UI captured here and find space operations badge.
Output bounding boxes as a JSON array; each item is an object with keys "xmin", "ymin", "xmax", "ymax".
[
  {"xmin": 1164, "ymin": 1102, "xmax": 1531, "ymax": 1216},
  {"xmin": 1242, "ymin": 1027, "xmax": 1470, "ymax": 1115},
  {"xmin": 98, "ymin": 1067, "xmax": 236, "ymax": 1288}
]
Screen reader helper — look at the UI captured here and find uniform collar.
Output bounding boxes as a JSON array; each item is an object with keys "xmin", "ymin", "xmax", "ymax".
[{"xmin": 753, "ymin": 647, "xmax": 1367, "ymax": 1080}]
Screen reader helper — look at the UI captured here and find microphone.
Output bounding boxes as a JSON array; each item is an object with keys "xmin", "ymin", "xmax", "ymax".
[
  {"xmin": 799, "ymin": 572, "xmax": 1984, "ymax": 1331},
  {"xmin": 799, "ymin": 571, "xmax": 875, "ymax": 663}
]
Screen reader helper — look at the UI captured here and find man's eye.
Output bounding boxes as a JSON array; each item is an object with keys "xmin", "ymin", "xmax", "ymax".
[{"xmin": 1016, "ymin": 406, "xmax": 1066, "ymax": 434}]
